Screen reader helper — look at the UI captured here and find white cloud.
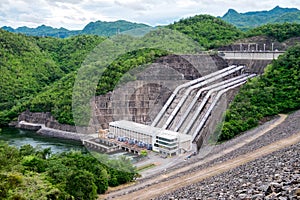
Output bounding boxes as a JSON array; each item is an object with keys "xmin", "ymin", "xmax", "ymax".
[{"xmin": 0, "ymin": 0, "xmax": 299, "ymax": 29}]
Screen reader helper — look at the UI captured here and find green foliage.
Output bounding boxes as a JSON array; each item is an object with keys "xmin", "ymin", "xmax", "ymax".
[
  {"xmin": 140, "ymin": 149, "xmax": 148, "ymax": 157},
  {"xmin": 222, "ymin": 6, "xmax": 300, "ymax": 30},
  {"xmin": 168, "ymin": 15, "xmax": 243, "ymax": 49},
  {"xmin": 246, "ymin": 23, "xmax": 300, "ymax": 42},
  {"xmin": 0, "ymin": 29, "xmax": 63, "ymax": 114},
  {"xmin": 0, "ymin": 143, "xmax": 138, "ymax": 199},
  {"xmin": 65, "ymin": 170, "xmax": 98, "ymax": 200},
  {"xmin": 220, "ymin": 45, "xmax": 300, "ymax": 141},
  {"xmin": 22, "ymin": 155, "xmax": 46, "ymax": 173},
  {"xmin": 0, "ymin": 30, "xmax": 104, "ymax": 126},
  {"xmin": 35, "ymin": 35, "xmax": 106, "ymax": 73}
]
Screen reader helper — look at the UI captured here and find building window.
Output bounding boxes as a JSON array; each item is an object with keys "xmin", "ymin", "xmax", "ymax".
[{"xmin": 156, "ymin": 136, "xmax": 177, "ymax": 142}]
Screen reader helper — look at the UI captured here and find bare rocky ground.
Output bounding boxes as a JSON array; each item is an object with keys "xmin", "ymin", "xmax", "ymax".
[
  {"xmin": 155, "ymin": 110, "xmax": 300, "ymax": 200},
  {"xmin": 156, "ymin": 142, "xmax": 300, "ymax": 200}
]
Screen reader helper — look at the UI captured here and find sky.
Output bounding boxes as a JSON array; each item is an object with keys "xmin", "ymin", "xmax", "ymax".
[{"xmin": 1, "ymin": 0, "xmax": 300, "ymax": 30}]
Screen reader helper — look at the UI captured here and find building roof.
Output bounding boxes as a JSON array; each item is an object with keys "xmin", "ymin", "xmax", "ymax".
[
  {"xmin": 109, "ymin": 120, "xmax": 191, "ymax": 142},
  {"xmin": 109, "ymin": 120, "xmax": 158, "ymax": 136}
]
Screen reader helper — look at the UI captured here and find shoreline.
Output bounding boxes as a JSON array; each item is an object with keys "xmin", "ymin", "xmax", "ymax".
[{"xmin": 16, "ymin": 121, "xmax": 97, "ymax": 142}]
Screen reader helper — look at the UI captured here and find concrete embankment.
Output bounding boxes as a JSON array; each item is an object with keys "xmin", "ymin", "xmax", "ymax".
[
  {"xmin": 16, "ymin": 121, "xmax": 42, "ymax": 131},
  {"xmin": 17, "ymin": 121, "xmax": 96, "ymax": 142},
  {"xmin": 17, "ymin": 110, "xmax": 77, "ymax": 132}
]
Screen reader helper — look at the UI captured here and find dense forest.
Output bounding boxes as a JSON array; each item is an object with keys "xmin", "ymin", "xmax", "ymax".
[
  {"xmin": 246, "ymin": 23, "xmax": 300, "ymax": 42},
  {"xmin": 219, "ymin": 45, "xmax": 300, "ymax": 141},
  {"xmin": 0, "ymin": 31, "xmax": 105, "ymax": 126},
  {"xmin": 0, "ymin": 143, "xmax": 137, "ymax": 199},
  {"xmin": 168, "ymin": 15, "xmax": 243, "ymax": 49}
]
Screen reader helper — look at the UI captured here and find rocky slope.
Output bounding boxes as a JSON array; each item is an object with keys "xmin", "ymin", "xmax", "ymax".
[{"xmin": 156, "ymin": 143, "xmax": 300, "ymax": 199}]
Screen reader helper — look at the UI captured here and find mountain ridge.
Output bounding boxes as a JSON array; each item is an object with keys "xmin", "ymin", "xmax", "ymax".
[
  {"xmin": 221, "ymin": 6, "xmax": 300, "ymax": 30},
  {"xmin": 1, "ymin": 20, "xmax": 151, "ymax": 38}
]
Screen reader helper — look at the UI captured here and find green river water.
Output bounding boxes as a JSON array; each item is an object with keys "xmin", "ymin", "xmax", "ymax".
[{"xmin": 0, "ymin": 127, "xmax": 86, "ymax": 153}]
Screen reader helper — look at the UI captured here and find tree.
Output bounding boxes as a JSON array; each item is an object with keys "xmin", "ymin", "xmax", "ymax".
[
  {"xmin": 140, "ymin": 149, "xmax": 148, "ymax": 157},
  {"xmin": 65, "ymin": 170, "xmax": 97, "ymax": 200}
]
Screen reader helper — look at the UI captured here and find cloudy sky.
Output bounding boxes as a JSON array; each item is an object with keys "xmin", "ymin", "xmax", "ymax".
[{"xmin": 1, "ymin": 0, "xmax": 300, "ymax": 30}]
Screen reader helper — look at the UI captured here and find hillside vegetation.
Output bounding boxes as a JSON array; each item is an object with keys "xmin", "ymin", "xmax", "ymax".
[
  {"xmin": 0, "ymin": 30, "xmax": 105, "ymax": 126},
  {"xmin": 168, "ymin": 15, "xmax": 243, "ymax": 49},
  {"xmin": 220, "ymin": 45, "xmax": 300, "ymax": 141},
  {"xmin": 0, "ymin": 143, "xmax": 137, "ymax": 199},
  {"xmin": 0, "ymin": 30, "xmax": 63, "ymax": 113},
  {"xmin": 246, "ymin": 23, "xmax": 300, "ymax": 42},
  {"xmin": 222, "ymin": 6, "xmax": 300, "ymax": 30}
]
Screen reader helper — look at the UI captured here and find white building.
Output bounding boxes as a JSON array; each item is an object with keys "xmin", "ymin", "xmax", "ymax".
[{"xmin": 108, "ymin": 120, "xmax": 192, "ymax": 156}]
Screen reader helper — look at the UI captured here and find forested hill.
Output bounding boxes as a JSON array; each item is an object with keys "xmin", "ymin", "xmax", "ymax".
[
  {"xmin": 246, "ymin": 23, "xmax": 300, "ymax": 42},
  {"xmin": 82, "ymin": 20, "xmax": 150, "ymax": 36},
  {"xmin": 1, "ymin": 25, "xmax": 80, "ymax": 38},
  {"xmin": 2, "ymin": 20, "xmax": 150, "ymax": 38},
  {"xmin": 168, "ymin": 15, "xmax": 243, "ymax": 49},
  {"xmin": 0, "ymin": 29, "xmax": 63, "ymax": 113},
  {"xmin": 0, "ymin": 29, "xmax": 105, "ymax": 125},
  {"xmin": 221, "ymin": 6, "xmax": 300, "ymax": 30}
]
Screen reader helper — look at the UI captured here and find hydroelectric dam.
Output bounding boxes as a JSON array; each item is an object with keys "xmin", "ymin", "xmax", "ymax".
[{"xmin": 91, "ymin": 51, "xmax": 284, "ymax": 155}]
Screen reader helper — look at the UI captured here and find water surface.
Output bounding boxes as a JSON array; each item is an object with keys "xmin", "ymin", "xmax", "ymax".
[{"xmin": 0, "ymin": 127, "xmax": 85, "ymax": 154}]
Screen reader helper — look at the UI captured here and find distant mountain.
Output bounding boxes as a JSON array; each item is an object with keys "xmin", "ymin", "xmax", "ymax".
[
  {"xmin": 1, "ymin": 20, "xmax": 151, "ymax": 38},
  {"xmin": 1, "ymin": 25, "xmax": 80, "ymax": 38},
  {"xmin": 221, "ymin": 6, "xmax": 300, "ymax": 30},
  {"xmin": 82, "ymin": 20, "xmax": 150, "ymax": 36}
]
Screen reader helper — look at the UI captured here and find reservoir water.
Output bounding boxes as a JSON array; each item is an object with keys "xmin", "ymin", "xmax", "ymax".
[
  {"xmin": 0, "ymin": 127, "xmax": 86, "ymax": 154},
  {"xmin": 0, "ymin": 128, "xmax": 139, "ymax": 163}
]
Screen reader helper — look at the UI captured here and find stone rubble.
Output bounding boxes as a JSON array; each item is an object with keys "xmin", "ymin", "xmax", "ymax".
[{"xmin": 155, "ymin": 142, "xmax": 300, "ymax": 200}]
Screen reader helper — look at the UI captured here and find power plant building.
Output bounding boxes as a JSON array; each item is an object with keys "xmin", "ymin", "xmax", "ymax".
[{"xmin": 109, "ymin": 120, "xmax": 192, "ymax": 156}]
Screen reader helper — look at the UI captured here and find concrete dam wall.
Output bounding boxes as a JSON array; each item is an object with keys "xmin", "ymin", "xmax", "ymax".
[{"xmin": 91, "ymin": 54, "xmax": 228, "ymax": 130}]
